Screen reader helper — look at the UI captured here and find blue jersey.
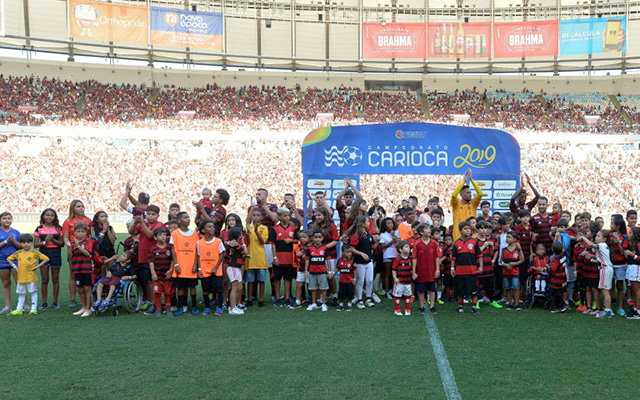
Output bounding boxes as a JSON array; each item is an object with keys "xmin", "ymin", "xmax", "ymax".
[{"xmin": 0, "ymin": 228, "xmax": 21, "ymax": 268}]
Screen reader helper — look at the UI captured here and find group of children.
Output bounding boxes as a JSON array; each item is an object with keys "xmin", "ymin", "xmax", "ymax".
[{"xmin": 2, "ymin": 183, "xmax": 640, "ymax": 321}]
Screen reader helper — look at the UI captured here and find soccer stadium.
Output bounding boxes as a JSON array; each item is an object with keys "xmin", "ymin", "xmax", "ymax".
[{"xmin": 1, "ymin": 0, "xmax": 639, "ymax": 399}]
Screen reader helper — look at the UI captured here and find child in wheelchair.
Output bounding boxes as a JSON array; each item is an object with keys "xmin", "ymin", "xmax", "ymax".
[
  {"xmin": 528, "ymin": 243, "xmax": 549, "ymax": 296},
  {"xmin": 93, "ymin": 251, "xmax": 137, "ymax": 307}
]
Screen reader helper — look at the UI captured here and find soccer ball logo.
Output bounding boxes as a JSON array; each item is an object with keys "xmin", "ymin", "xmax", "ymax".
[{"xmin": 324, "ymin": 146, "xmax": 363, "ymax": 167}]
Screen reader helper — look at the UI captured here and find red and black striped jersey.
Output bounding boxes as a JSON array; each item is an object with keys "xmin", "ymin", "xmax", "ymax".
[
  {"xmin": 440, "ymin": 247, "xmax": 454, "ymax": 276},
  {"xmin": 71, "ymin": 238, "xmax": 95, "ymax": 274},
  {"xmin": 274, "ymin": 223, "xmax": 297, "ymax": 266},
  {"xmin": 295, "ymin": 244, "xmax": 309, "ymax": 273},
  {"xmin": 123, "ymin": 236, "xmax": 138, "ymax": 254},
  {"xmin": 148, "ymin": 244, "xmax": 173, "ymax": 279},
  {"xmin": 321, "ymin": 223, "xmax": 339, "ymax": 259},
  {"xmin": 549, "ymin": 255, "xmax": 567, "ymax": 289},
  {"xmin": 337, "ymin": 257, "xmax": 356, "ymax": 283},
  {"xmin": 512, "ymin": 223, "xmax": 533, "ymax": 260},
  {"xmin": 407, "ymin": 236, "xmax": 419, "ymax": 257},
  {"xmin": 501, "ymin": 246, "xmax": 522, "ymax": 276},
  {"xmin": 305, "ymin": 245, "xmax": 328, "ymax": 274},
  {"xmin": 477, "ymin": 237, "xmax": 496, "ymax": 276},
  {"xmin": 452, "ymin": 237, "xmax": 481, "ymax": 276},
  {"xmin": 609, "ymin": 232, "xmax": 629, "ymax": 266},
  {"xmin": 531, "ymin": 213, "xmax": 553, "ymax": 255},
  {"xmin": 582, "ymin": 247, "xmax": 599, "ymax": 279},
  {"xmin": 392, "ymin": 255, "xmax": 413, "ymax": 284},
  {"xmin": 209, "ymin": 206, "xmax": 227, "ymax": 237},
  {"xmin": 228, "ymin": 244, "xmax": 247, "ymax": 268}
]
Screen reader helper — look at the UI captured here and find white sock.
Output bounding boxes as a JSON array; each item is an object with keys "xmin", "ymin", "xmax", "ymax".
[
  {"xmin": 535, "ymin": 280, "xmax": 540, "ymax": 291},
  {"xmin": 296, "ymin": 299, "xmax": 301, "ymax": 305},
  {"xmin": 31, "ymin": 292, "xmax": 38, "ymax": 309},
  {"xmin": 540, "ymin": 280, "xmax": 547, "ymax": 291},
  {"xmin": 17, "ymin": 294, "xmax": 26, "ymax": 311}
]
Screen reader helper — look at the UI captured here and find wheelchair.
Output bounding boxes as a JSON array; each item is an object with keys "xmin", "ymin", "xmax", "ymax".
[{"xmin": 91, "ymin": 278, "xmax": 143, "ymax": 317}]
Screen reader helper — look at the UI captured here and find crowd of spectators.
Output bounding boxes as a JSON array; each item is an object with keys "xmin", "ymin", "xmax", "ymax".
[{"xmin": 427, "ymin": 88, "xmax": 494, "ymax": 123}]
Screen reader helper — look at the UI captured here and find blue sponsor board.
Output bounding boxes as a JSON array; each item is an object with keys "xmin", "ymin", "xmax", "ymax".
[{"xmin": 560, "ymin": 16, "xmax": 627, "ymax": 56}]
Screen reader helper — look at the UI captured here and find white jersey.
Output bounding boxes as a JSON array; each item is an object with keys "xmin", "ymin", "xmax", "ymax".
[{"xmin": 596, "ymin": 243, "xmax": 612, "ymax": 270}]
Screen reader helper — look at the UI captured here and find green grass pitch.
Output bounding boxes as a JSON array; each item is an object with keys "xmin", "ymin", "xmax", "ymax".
[{"xmin": 1, "ymin": 233, "xmax": 636, "ymax": 399}]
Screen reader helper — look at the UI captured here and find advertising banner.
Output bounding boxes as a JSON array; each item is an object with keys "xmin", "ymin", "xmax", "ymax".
[
  {"xmin": 428, "ymin": 22, "xmax": 491, "ymax": 58},
  {"xmin": 494, "ymin": 20, "xmax": 558, "ymax": 58},
  {"xmin": 150, "ymin": 7, "xmax": 223, "ymax": 49},
  {"xmin": 362, "ymin": 23, "xmax": 427, "ymax": 58},
  {"xmin": 69, "ymin": 0, "xmax": 148, "ymax": 44},
  {"xmin": 0, "ymin": 0, "xmax": 5, "ymax": 37},
  {"xmin": 560, "ymin": 16, "xmax": 627, "ymax": 56}
]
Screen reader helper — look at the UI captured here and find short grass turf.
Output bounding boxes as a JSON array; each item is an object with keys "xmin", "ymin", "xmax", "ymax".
[{"xmin": 2, "ymin": 233, "xmax": 639, "ymax": 399}]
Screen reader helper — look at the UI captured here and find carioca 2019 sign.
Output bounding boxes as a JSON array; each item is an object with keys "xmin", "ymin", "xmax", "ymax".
[{"xmin": 302, "ymin": 123, "xmax": 520, "ymax": 176}]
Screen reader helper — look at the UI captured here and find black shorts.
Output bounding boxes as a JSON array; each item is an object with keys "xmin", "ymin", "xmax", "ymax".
[
  {"xmin": 373, "ymin": 261, "xmax": 385, "ymax": 275},
  {"xmin": 174, "ymin": 277, "xmax": 198, "ymax": 289},
  {"xmin": 584, "ymin": 277, "xmax": 599, "ymax": 289},
  {"xmin": 136, "ymin": 263, "xmax": 151, "ymax": 283},
  {"xmin": 519, "ymin": 263, "xmax": 529, "ymax": 282},
  {"xmin": 443, "ymin": 275, "xmax": 455, "ymax": 288},
  {"xmin": 415, "ymin": 281, "xmax": 436, "ymax": 294},
  {"xmin": 201, "ymin": 275, "xmax": 223, "ymax": 293},
  {"xmin": 455, "ymin": 275, "xmax": 478, "ymax": 298},
  {"xmin": 273, "ymin": 266, "xmax": 296, "ymax": 281},
  {"xmin": 338, "ymin": 282, "xmax": 355, "ymax": 301},
  {"xmin": 75, "ymin": 273, "xmax": 92, "ymax": 287}
]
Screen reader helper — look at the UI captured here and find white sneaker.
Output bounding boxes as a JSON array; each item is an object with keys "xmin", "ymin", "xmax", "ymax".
[
  {"xmin": 365, "ymin": 299, "xmax": 375, "ymax": 308},
  {"xmin": 356, "ymin": 301, "xmax": 365, "ymax": 309},
  {"xmin": 321, "ymin": 304, "xmax": 328, "ymax": 312},
  {"xmin": 306, "ymin": 304, "xmax": 318, "ymax": 311},
  {"xmin": 229, "ymin": 308, "xmax": 243, "ymax": 315},
  {"xmin": 170, "ymin": 306, "xmax": 177, "ymax": 312},
  {"xmin": 182, "ymin": 305, "xmax": 188, "ymax": 313},
  {"xmin": 394, "ymin": 311, "xmax": 403, "ymax": 316},
  {"xmin": 372, "ymin": 293, "xmax": 382, "ymax": 304},
  {"xmin": 405, "ymin": 311, "xmax": 411, "ymax": 316},
  {"xmin": 385, "ymin": 292, "xmax": 393, "ymax": 299},
  {"xmin": 497, "ymin": 297, "xmax": 507, "ymax": 304}
]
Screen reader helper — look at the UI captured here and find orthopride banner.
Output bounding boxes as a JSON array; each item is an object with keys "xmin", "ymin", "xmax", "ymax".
[
  {"xmin": 69, "ymin": 0, "xmax": 148, "ymax": 44},
  {"xmin": 560, "ymin": 16, "xmax": 627, "ymax": 56},
  {"xmin": 302, "ymin": 123, "xmax": 521, "ymax": 213},
  {"xmin": 493, "ymin": 20, "xmax": 558, "ymax": 58},
  {"xmin": 362, "ymin": 23, "xmax": 427, "ymax": 59},
  {"xmin": 150, "ymin": 7, "xmax": 223, "ymax": 49}
]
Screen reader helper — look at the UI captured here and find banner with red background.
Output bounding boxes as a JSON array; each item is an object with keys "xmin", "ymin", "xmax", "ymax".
[
  {"xmin": 362, "ymin": 23, "xmax": 426, "ymax": 58},
  {"xmin": 493, "ymin": 20, "xmax": 559, "ymax": 58},
  {"xmin": 428, "ymin": 22, "xmax": 491, "ymax": 58}
]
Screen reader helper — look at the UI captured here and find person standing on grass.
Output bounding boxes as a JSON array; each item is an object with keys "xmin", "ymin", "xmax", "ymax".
[
  {"xmin": 412, "ymin": 224, "xmax": 440, "ymax": 315},
  {"xmin": 245, "ymin": 210, "xmax": 269, "ymax": 308},
  {"xmin": 273, "ymin": 208, "xmax": 298, "ymax": 308},
  {"xmin": 0, "ymin": 212, "xmax": 22, "ymax": 314},
  {"xmin": 226, "ymin": 228, "xmax": 249, "ymax": 316},
  {"xmin": 451, "ymin": 169, "xmax": 483, "ymax": 241},
  {"xmin": 498, "ymin": 232, "xmax": 524, "ymax": 311},
  {"xmin": 451, "ymin": 222, "xmax": 483, "ymax": 315},
  {"xmin": 7, "ymin": 235, "xmax": 49, "ymax": 316},
  {"xmin": 343, "ymin": 215, "xmax": 379, "ymax": 309},
  {"xmin": 304, "ymin": 230, "xmax": 331, "ymax": 312},
  {"xmin": 549, "ymin": 242, "xmax": 569, "ymax": 314},
  {"xmin": 70, "ymin": 222, "xmax": 95, "ymax": 318},
  {"xmin": 33, "ymin": 209, "xmax": 64, "ymax": 310},
  {"xmin": 148, "ymin": 228, "xmax": 174, "ymax": 316},
  {"xmin": 62, "ymin": 200, "xmax": 92, "ymax": 309},
  {"xmin": 578, "ymin": 230, "xmax": 615, "ymax": 319},
  {"xmin": 196, "ymin": 220, "xmax": 226, "ymax": 316},
  {"xmin": 171, "ymin": 212, "xmax": 200, "ymax": 316},
  {"xmin": 623, "ymin": 227, "xmax": 640, "ymax": 319},
  {"xmin": 393, "ymin": 240, "xmax": 414, "ymax": 316}
]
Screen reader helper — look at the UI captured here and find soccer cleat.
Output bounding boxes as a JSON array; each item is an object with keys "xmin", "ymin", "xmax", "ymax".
[
  {"xmin": 321, "ymin": 304, "xmax": 328, "ymax": 312},
  {"xmin": 476, "ymin": 302, "xmax": 480, "ymax": 310},
  {"xmin": 29, "ymin": 309, "xmax": 37, "ymax": 315},
  {"xmin": 356, "ymin": 301, "xmax": 365, "ymax": 309},
  {"xmin": 51, "ymin": 303, "xmax": 60, "ymax": 309},
  {"xmin": 191, "ymin": 307, "xmax": 200, "ymax": 315},
  {"xmin": 214, "ymin": 308, "xmax": 223, "ymax": 316},
  {"xmin": 284, "ymin": 299, "xmax": 291, "ymax": 308},
  {"xmin": 170, "ymin": 306, "xmax": 177, "ymax": 312},
  {"xmin": 237, "ymin": 304, "xmax": 246, "ymax": 310},
  {"xmin": 454, "ymin": 307, "xmax": 464, "ymax": 314},
  {"xmin": 68, "ymin": 299, "xmax": 78, "ymax": 309},
  {"xmin": 371, "ymin": 293, "xmax": 382, "ymax": 304},
  {"xmin": 617, "ymin": 308, "xmax": 626, "ymax": 316},
  {"xmin": 154, "ymin": 309, "xmax": 162, "ymax": 317},
  {"xmin": 376, "ymin": 290, "xmax": 384, "ymax": 296},
  {"xmin": 437, "ymin": 299, "xmax": 445, "ymax": 305},
  {"xmin": 472, "ymin": 307, "xmax": 479, "ymax": 315},
  {"xmin": 336, "ymin": 304, "xmax": 344, "ymax": 311},
  {"xmin": 394, "ymin": 311, "xmax": 403, "ymax": 316},
  {"xmin": 306, "ymin": 304, "xmax": 318, "ymax": 311},
  {"xmin": 174, "ymin": 308, "xmax": 183, "ymax": 316},
  {"xmin": 39, "ymin": 303, "xmax": 48, "ymax": 310},
  {"xmin": 430, "ymin": 307, "xmax": 438, "ymax": 315},
  {"xmin": 419, "ymin": 307, "xmax": 426, "ymax": 315},
  {"xmin": 140, "ymin": 301, "xmax": 150, "ymax": 311},
  {"xmin": 202, "ymin": 308, "xmax": 212, "ymax": 315},
  {"xmin": 346, "ymin": 304, "xmax": 353, "ymax": 311},
  {"xmin": 183, "ymin": 305, "xmax": 188, "ymax": 313},
  {"xmin": 583, "ymin": 308, "xmax": 593, "ymax": 314},
  {"xmin": 490, "ymin": 301, "xmax": 503, "ymax": 309},
  {"xmin": 258, "ymin": 301, "xmax": 266, "ymax": 308},
  {"xmin": 228, "ymin": 308, "xmax": 242, "ymax": 315},
  {"xmin": 8, "ymin": 310, "xmax": 22, "ymax": 316},
  {"xmin": 364, "ymin": 299, "xmax": 375, "ymax": 308}
]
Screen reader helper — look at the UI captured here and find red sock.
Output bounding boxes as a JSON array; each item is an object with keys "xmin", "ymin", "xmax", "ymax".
[
  {"xmin": 404, "ymin": 297, "xmax": 411, "ymax": 313},
  {"xmin": 155, "ymin": 293, "xmax": 162, "ymax": 310},
  {"xmin": 164, "ymin": 296, "xmax": 171, "ymax": 308},
  {"xmin": 472, "ymin": 301, "xmax": 477, "ymax": 308},
  {"xmin": 394, "ymin": 298, "xmax": 401, "ymax": 313},
  {"xmin": 458, "ymin": 299, "xmax": 464, "ymax": 307}
]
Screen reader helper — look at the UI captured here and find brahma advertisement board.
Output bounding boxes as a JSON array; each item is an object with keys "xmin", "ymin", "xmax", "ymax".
[
  {"xmin": 493, "ymin": 20, "xmax": 558, "ymax": 58},
  {"xmin": 560, "ymin": 16, "xmax": 627, "ymax": 56},
  {"xmin": 428, "ymin": 22, "xmax": 491, "ymax": 58},
  {"xmin": 68, "ymin": 0, "xmax": 148, "ymax": 44},
  {"xmin": 150, "ymin": 7, "xmax": 223, "ymax": 49},
  {"xmin": 362, "ymin": 23, "xmax": 426, "ymax": 58}
]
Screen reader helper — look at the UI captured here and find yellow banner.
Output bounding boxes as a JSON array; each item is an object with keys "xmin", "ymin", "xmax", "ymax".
[{"xmin": 69, "ymin": 0, "xmax": 148, "ymax": 45}]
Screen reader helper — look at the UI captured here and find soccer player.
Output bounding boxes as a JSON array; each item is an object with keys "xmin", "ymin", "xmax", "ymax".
[
  {"xmin": 148, "ymin": 228, "xmax": 174, "ymax": 316},
  {"xmin": 194, "ymin": 188, "xmax": 230, "ymax": 237},
  {"xmin": 336, "ymin": 177, "xmax": 363, "ymax": 232},
  {"xmin": 509, "ymin": 174, "xmax": 540, "ymax": 214},
  {"xmin": 273, "ymin": 208, "xmax": 298, "ymax": 307},
  {"xmin": 6, "ymin": 235, "xmax": 49, "ymax": 315},
  {"xmin": 412, "ymin": 224, "xmax": 440, "ymax": 315},
  {"xmin": 292, "ymin": 230, "xmax": 311, "ymax": 309},
  {"xmin": 479, "ymin": 200, "xmax": 493, "ymax": 222},
  {"xmin": 512, "ymin": 209, "xmax": 533, "ymax": 298},
  {"xmin": 129, "ymin": 204, "xmax": 165, "ymax": 315},
  {"xmin": 609, "ymin": 215, "xmax": 629, "ymax": 316},
  {"xmin": 305, "ymin": 190, "xmax": 335, "ymax": 224},
  {"xmin": 305, "ymin": 230, "xmax": 331, "ymax": 312},
  {"xmin": 451, "ymin": 169, "xmax": 483, "ymax": 241},
  {"xmin": 531, "ymin": 197, "xmax": 554, "ymax": 256},
  {"xmin": 451, "ymin": 222, "xmax": 483, "ymax": 315},
  {"xmin": 336, "ymin": 246, "xmax": 356, "ymax": 312},
  {"xmin": 579, "ymin": 230, "xmax": 614, "ymax": 318},
  {"xmin": 624, "ymin": 227, "xmax": 640, "ymax": 319},
  {"xmin": 283, "ymin": 193, "xmax": 304, "ymax": 227},
  {"xmin": 171, "ymin": 212, "xmax": 200, "ymax": 316},
  {"xmin": 312, "ymin": 207, "xmax": 339, "ymax": 304}
]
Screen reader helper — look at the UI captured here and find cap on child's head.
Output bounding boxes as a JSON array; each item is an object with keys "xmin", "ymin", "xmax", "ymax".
[
  {"xmin": 552, "ymin": 241, "xmax": 564, "ymax": 255},
  {"xmin": 19, "ymin": 234, "xmax": 34, "ymax": 243}
]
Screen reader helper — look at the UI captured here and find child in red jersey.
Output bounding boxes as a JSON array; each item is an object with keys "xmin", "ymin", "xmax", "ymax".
[
  {"xmin": 273, "ymin": 208, "xmax": 298, "ymax": 308},
  {"xmin": 412, "ymin": 224, "xmax": 441, "ymax": 315},
  {"xmin": 439, "ymin": 234, "xmax": 455, "ymax": 303},
  {"xmin": 305, "ymin": 230, "xmax": 331, "ymax": 312},
  {"xmin": 148, "ymin": 227, "xmax": 174, "ymax": 316},
  {"xmin": 227, "ymin": 227, "xmax": 249, "ymax": 315},
  {"xmin": 336, "ymin": 246, "xmax": 356, "ymax": 312},
  {"xmin": 499, "ymin": 232, "xmax": 524, "ymax": 311},
  {"xmin": 549, "ymin": 242, "xmax": 569, "ymax": 313},
  {"xmin": 62, "ymin": 199, "xmax": 92, "ymax": 309},
  {"xmin": 513, "ymin": 209, "xmax": 533, "ymax": 296},
  {"xmin": 528, "ymin": 243, "xmax": 549, "ymax": 296},
  {"xmin": 393, "ymin": 240, "xmax": 414, "ymax": 316},
  {"xmin": 292, "ymin": 230, "xmax": 310, "ymax": 309},
  {"xmin": 476, "ymin": 221, "xmax": 501, "ymax": 308},
  {"xmin": 451, "ymin": 222, "xmax": 482, "ymax": 315},
  {"xmin": 69, "ymin": 222, "xmax": 95, "ymax": 317}
]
